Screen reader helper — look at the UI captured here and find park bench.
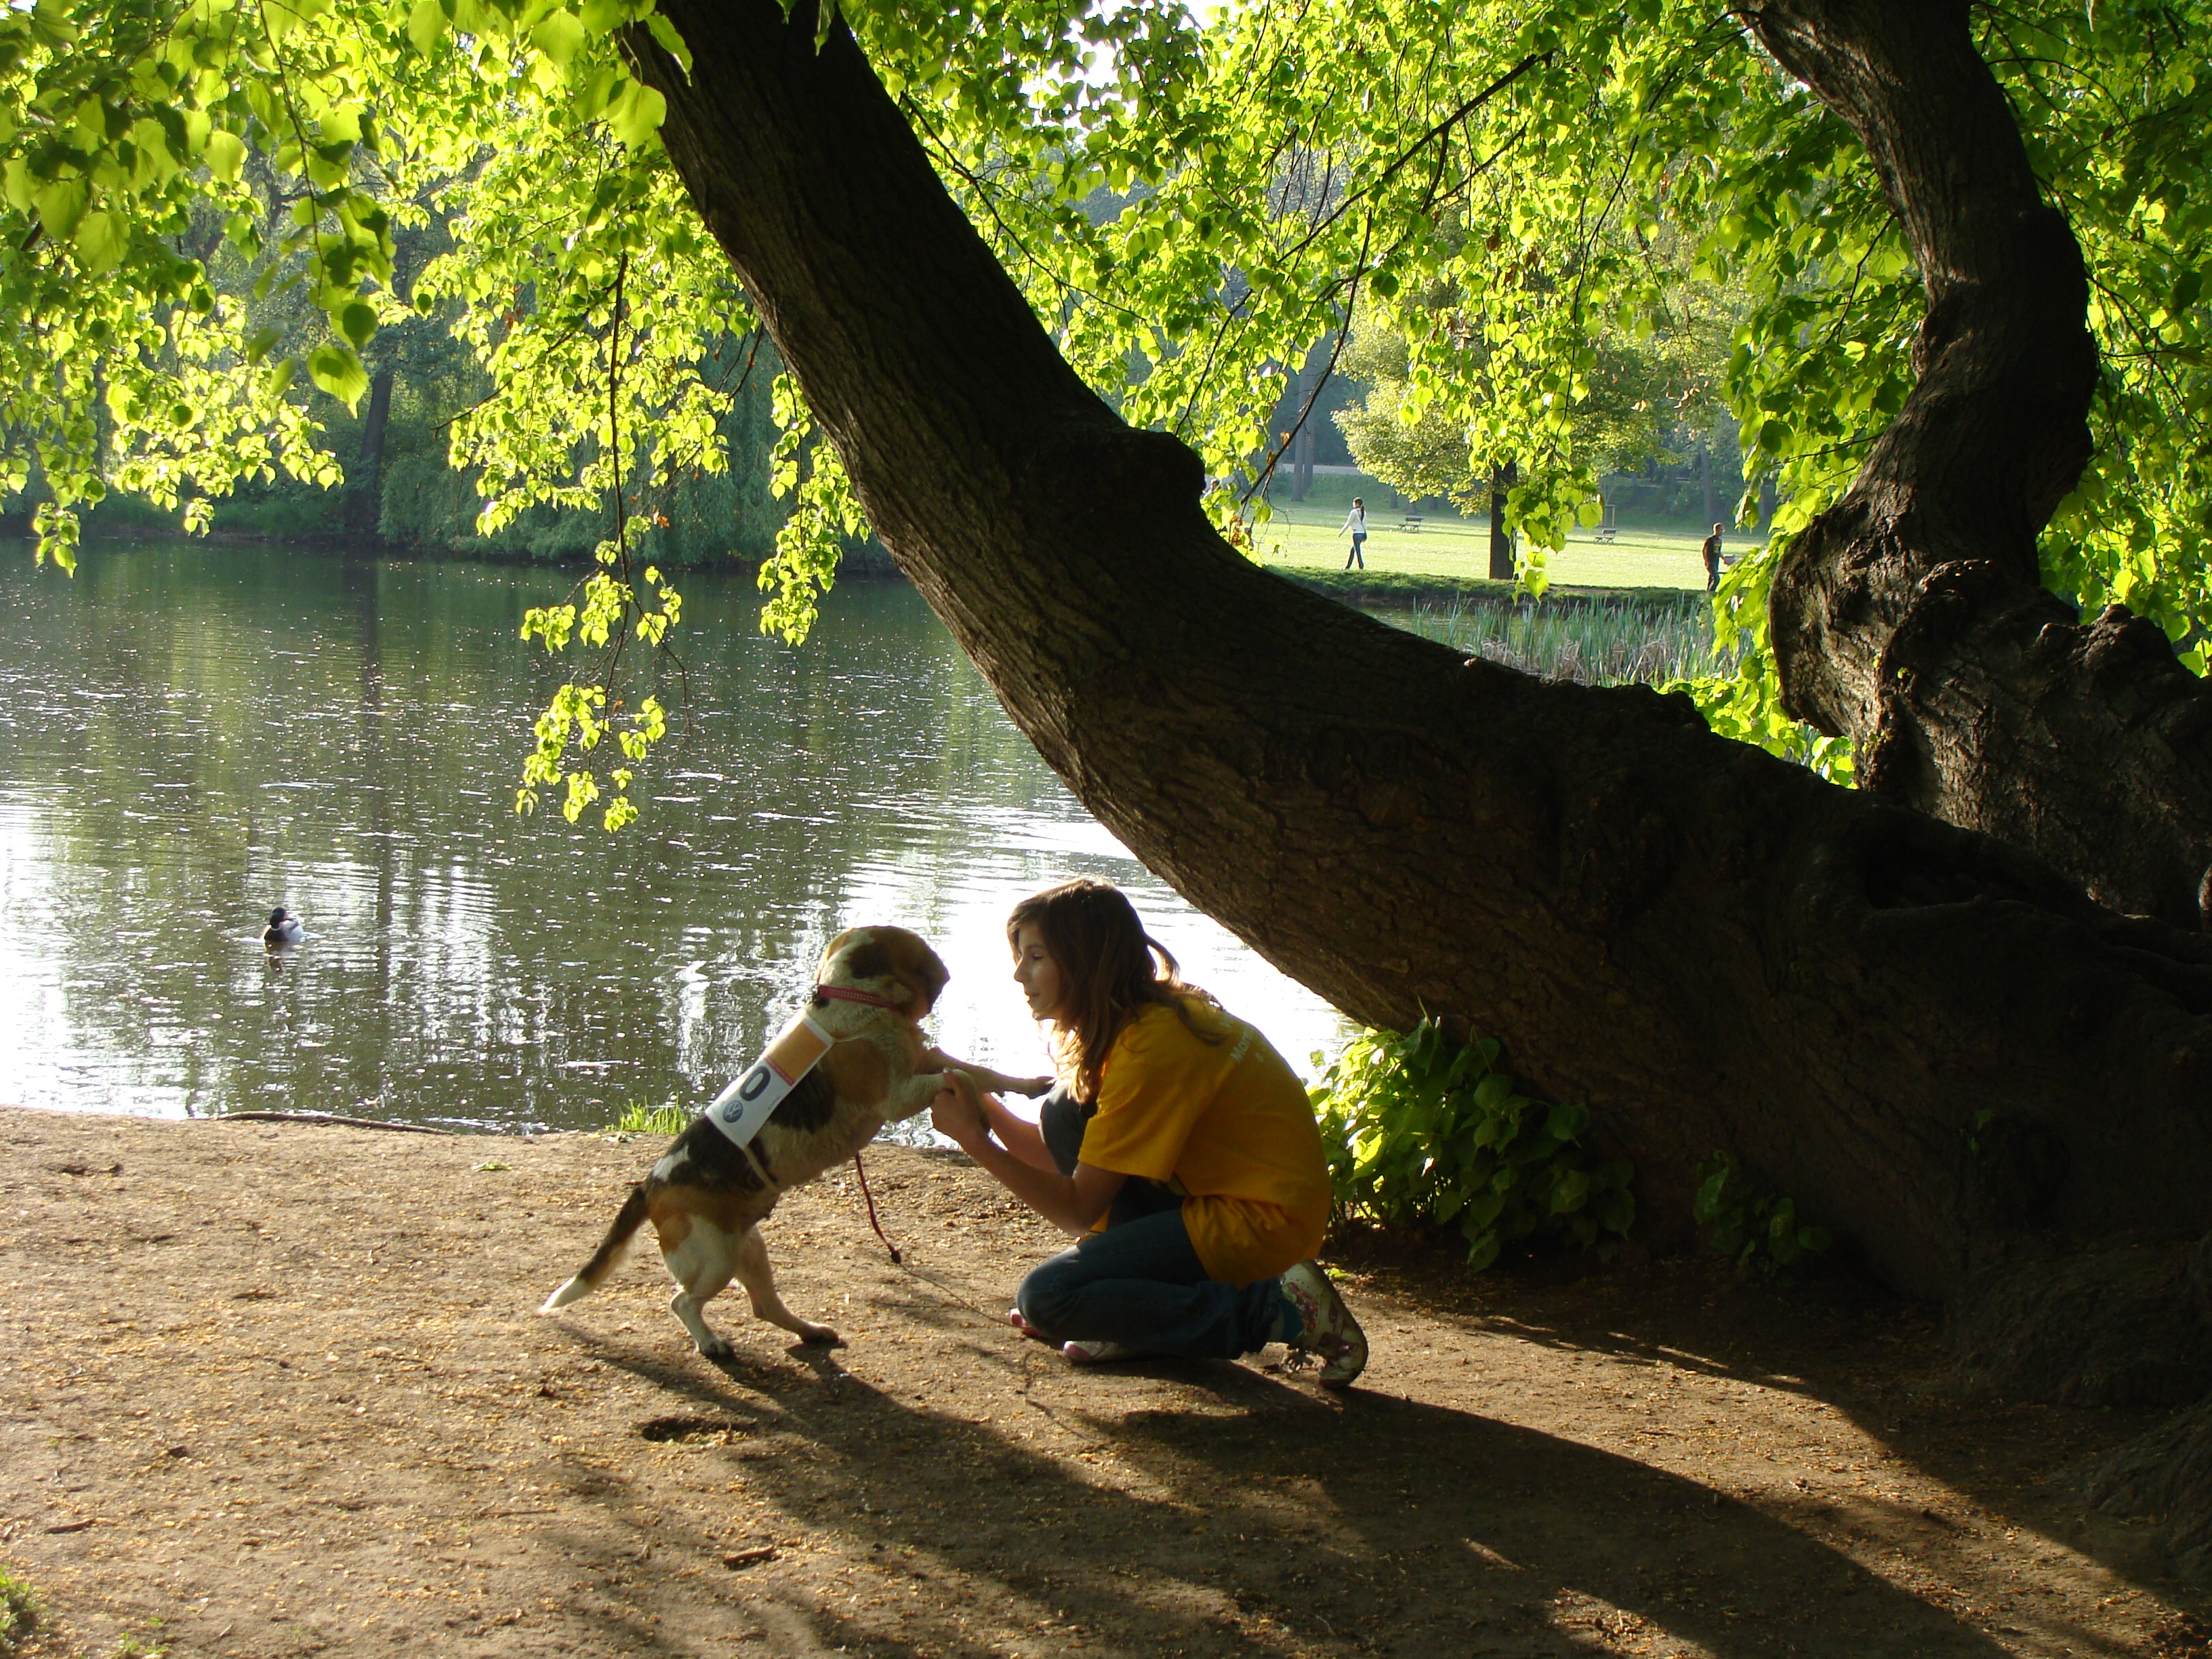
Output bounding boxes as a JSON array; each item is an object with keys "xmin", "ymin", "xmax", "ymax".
[{"xmin": 1399, "ymin": 513, "xmax": 1424, "ymax": 532}]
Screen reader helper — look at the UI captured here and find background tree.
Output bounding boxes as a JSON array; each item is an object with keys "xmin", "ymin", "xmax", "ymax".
[{"xmin": 1332, "ymin": 264, "xmax": 1734, "ymax": 581}]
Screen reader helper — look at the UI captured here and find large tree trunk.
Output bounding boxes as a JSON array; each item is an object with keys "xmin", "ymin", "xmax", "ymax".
[
  {"xmin": 1744, "ymin": 0, "xmax": 2212, "ymax": 928},
  {"xmin": 630, "ymin": 1, "xmax": 2212, "ymax": 1315}
]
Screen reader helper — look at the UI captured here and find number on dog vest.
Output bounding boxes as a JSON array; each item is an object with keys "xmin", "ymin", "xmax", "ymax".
[{"xmin": 704, "ymin": 1009, "xmax": 836, "ymax": 1150}]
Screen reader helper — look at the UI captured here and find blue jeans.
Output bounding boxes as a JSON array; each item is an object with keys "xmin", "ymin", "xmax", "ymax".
[{"xmin": 1016, "ymin": 1208, "xmax": 1290, "ymax": 1359}]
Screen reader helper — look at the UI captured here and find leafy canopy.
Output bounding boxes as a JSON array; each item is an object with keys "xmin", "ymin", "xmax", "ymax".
[{"xmin": 3, "ymin": 0, "xmax": 2207, "ymax": 810}]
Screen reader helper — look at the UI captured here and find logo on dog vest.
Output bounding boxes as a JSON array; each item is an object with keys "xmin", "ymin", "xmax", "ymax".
[{"xmin": 704, "ymin": 1009, "xmax": 836, "ymax": 1150}]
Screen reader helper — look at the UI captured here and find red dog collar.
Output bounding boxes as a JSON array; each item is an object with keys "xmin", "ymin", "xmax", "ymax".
[{"xmin": 815, "ymin": 983, "xmax": 906, "ymax": 1009}]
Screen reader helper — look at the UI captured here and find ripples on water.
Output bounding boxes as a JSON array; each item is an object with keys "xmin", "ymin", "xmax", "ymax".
[{"xmin": 0, "ymin": 544, "xmax": 1351, "ymax": 1132}]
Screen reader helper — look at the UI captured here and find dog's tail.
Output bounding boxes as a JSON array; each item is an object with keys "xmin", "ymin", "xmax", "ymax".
[{"xmin": 539, "ymin": 1184, "xmax": 651, "ymax": 1313}]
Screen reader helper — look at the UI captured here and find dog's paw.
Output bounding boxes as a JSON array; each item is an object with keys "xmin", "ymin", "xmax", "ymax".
[
  {"xmin": 694, "ymin": 1333, "xmax": 735, "ymax": 1358},
  {"xmin": 1014, "ymin": 1075, "xmax": 1054, "ymax": 1097},
  {"xmin": 794, "ymin": 1323, "xmax": 841, "ymax": 1347}
]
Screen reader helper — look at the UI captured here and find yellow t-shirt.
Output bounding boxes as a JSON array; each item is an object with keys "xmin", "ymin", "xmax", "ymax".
[{"xmin": 1076, "ymin": 998, "xmax": 1331, "ymax": 1286}]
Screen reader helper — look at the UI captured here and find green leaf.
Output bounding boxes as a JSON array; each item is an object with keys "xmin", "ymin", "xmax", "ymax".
[
  {"xmin": 407, "ymin": 0, "xmax": 450, "ymax": 54},
  {"xmin": 204, "ymin": 129, "xmax": 245, "ymax": 183},
  {"xmin": 531, "ymin": 7, "xmax": 585, "ymax": 66},
  {"xmin": 337, "ymin": 300, "xmax": 378, "ymax": 348},
  {"xmin": 645, "ymin": 11, "xmax": 692, "ymax": 73},
  {"xmin": 307, "ymin": 342, "xmax": 371, "ymax": 411},
  {"xmin": 71, "ymin": 208, "xmax": 127, "ymax": 274},
  {"xmin": 33, "ymin": 176, "xmax": 89, "ymax": 238},
  {"xmin": 607, "ymin": 80, "xmax": 667, "ymax": 149},
  {"xmin": 1549, "ymin": 1168, "xmax": 1591, "ymax": 1214}
]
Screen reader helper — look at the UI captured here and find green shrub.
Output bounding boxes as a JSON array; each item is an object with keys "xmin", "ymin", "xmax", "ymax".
[
  {"xmin": 0, "ymin": 1562, "xmax": 41, "ymax": 1650},
  {"xmin": 1310, "ymin": 1019, "xmax": 1635, "ymax": 1268},
  {"xmin": 1692, "ymin": 1151, "xmax": 1831, "ymax": 1273}
]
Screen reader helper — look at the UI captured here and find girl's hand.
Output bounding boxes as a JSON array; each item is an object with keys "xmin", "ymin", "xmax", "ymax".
[
  {"xmin": 920, "ymin": 1046, "xmax": 1054, "ymax": 1099},
  {"xmin": 930, "ymin": 1069, "xmax": 989, "ymax": 1150}
]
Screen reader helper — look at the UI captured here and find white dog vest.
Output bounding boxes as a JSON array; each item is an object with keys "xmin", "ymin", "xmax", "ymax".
[{"xmin": 703, "ymin": 1008, "xmax": 837, "ymax": 1150}]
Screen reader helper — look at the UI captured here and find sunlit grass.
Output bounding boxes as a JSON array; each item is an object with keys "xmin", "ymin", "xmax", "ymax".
[
  {"xmin": 1389, "ymin": 590, "xmax": 1736, "ymax": 686},
  {"xmin": 603, "ymin": 1100, "xmax": 692, "ymax": 1136},
  {"xmin": 1254, "ymin": 496, "xmax": 1737, "ymax": 592}
]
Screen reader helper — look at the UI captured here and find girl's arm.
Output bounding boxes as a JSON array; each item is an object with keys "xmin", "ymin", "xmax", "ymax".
[
  {"xmin": 932, "ymin": 1071, "xmax": 1127, "ymax": 1234},
  {"xmin": 978, "ymin": 1088, "xmax": 1055, "ymax": 1172},
  {"xmin": 917, "ymin": 1045, "xmax": 1057, "ymax": 1169}
]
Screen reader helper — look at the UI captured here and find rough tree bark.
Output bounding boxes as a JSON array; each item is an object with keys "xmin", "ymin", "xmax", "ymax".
[
  {"xmin": 1744, "ymin": 0, "xmax": 2212, "ymax": 928},
  {"xmin": 631, "ymin": 0, "xmax": 2212, "ymax": 1343}
]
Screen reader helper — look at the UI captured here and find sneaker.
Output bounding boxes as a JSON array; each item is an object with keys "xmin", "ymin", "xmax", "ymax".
[
  {"xmin": 1277, "ymin": 1261, "xmax": 1367, "ymax": 1387},
  {"xmin": 1061, "ymin": 1338, "xmax": 1144, "ymax": 1365}
]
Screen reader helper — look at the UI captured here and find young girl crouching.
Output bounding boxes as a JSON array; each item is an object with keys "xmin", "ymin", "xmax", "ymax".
[{"xmin": 928, "ymin": 878, "xmax": 1366, "ymax": 1385}]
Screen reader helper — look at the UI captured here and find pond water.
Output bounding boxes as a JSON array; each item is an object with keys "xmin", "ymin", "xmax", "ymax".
[{"xmin": 0, "ymin": 544, "xmax": 1351, "ymax": 1132}]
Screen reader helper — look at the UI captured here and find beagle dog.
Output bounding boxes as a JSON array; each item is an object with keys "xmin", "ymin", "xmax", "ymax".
[{"xmin": 541, "ymin": 924, "xmax": 1047, "ymax": 1354}]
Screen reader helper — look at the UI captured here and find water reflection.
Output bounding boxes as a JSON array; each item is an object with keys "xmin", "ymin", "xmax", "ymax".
[{"xmin": 0, "ymin": 544, "xmax": 1352, "ymax": 1131}]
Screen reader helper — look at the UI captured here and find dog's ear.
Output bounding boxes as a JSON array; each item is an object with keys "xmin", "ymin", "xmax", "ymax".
[
  {"xmin": 836, "ymin": 936, "xmax": 893, "ymax": 985},
  {"xmin": 894, "ymin": 936, "xmax": 951, "ymax": 1018}
]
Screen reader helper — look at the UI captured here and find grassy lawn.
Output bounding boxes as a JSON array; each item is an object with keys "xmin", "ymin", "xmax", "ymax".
[
  {"xmin": 1256, "ymin": 497, "xmax": 1736, "ymax": 593},
  {"xmin": 1245, "ymin": 467, "xmax": 1755, "ymax": 592},
  {"xmin": 1241, "ymin": 474, "xmax": 1759, "ymax": 682}
]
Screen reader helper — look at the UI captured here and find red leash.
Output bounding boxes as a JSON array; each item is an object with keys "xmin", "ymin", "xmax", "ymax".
[
  {"xmin": 853, "ymin": 1151, "xmax": 902, "ymax": 1264},
  {"xmin": 815, "ymin": 980, "xmax": 907, "ymax": 1260}
]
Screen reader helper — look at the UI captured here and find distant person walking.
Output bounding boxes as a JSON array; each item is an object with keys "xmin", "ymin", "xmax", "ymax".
[
  {"xmin": 1701, "ymin": 522, "xmax": 1725, "ymax": 593},
  {"xmin": 1341, "ymin": 497, "xmax": 1368, "ymax": 570}
]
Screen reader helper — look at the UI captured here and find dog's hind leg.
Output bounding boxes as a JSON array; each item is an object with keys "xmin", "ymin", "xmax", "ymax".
[
  {"xmin": 660, "ymin": 1218, "xmax": 742, "ymax": 1357},
  {"xmin": 731, "ymin": 1224, "xmax": 840, "ymax": 1346}
]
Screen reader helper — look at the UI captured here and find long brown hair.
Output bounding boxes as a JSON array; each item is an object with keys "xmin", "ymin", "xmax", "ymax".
[{"xmin": 1008, "ymin": 878, "xmax": 1216, "ymax": 1103}]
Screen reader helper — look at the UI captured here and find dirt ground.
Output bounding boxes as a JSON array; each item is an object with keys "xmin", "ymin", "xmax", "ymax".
[{"xmin": 3, "ymin": 1108, "xmax": 2207, "ymax": 1659}]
